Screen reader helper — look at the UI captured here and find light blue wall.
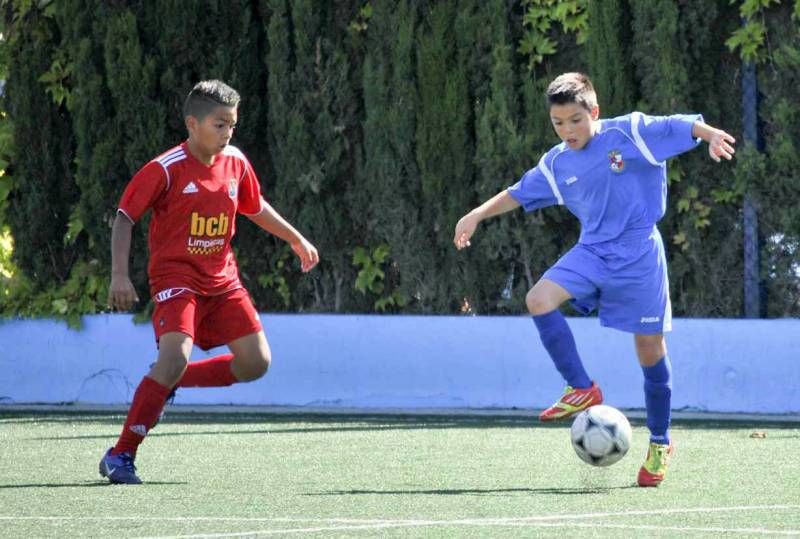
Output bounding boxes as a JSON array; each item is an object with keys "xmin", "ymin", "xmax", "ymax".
[{"xmin": 0, "ymin": 314, "xmax": 798, "ymax": 413}]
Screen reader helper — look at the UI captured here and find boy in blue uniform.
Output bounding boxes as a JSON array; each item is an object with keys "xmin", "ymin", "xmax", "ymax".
[{"xmin": 454, "ymin": 72, "xmax": 735, "ymax": 486}]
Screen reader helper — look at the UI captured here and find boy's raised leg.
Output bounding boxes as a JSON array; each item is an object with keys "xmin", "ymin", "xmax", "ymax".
[
  {"xmin": 176, "ymin": 331, "xmax": 269, "ymax": 388},
  {"xmin": 533, "ymin": 309, "xmax": 601, "ymax": 421},
  {"xmin": 177, "ymin": 353, "xmax": 238, "ymax": 388}
]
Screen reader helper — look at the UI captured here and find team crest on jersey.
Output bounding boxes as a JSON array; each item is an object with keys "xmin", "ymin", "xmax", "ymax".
[
  {"xmin": 608, "ymin": 150, "xmax": 624, "ymax": 172},
  {"xmin": 228, "ymin": 179, "xmax": 238, "ymax": 199}
]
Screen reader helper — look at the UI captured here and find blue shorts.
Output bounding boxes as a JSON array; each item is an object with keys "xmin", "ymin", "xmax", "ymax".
[{"xmin": 542, "ymin": 227, "xmax": 671, "ymax": 335}]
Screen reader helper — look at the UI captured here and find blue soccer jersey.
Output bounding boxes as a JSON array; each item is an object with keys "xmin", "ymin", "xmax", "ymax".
[
  {"xmin": 508, "ymin": 112, "xmax": 703, "ymax": 334},
  {"xmin": 508, "ymin": 112, "xmax": 702, "ymax": 244}
]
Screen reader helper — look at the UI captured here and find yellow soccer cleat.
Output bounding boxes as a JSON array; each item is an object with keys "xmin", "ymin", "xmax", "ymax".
[{"xmin": 637, "ymin": 441, "xmax": 675, "ymax": 487}]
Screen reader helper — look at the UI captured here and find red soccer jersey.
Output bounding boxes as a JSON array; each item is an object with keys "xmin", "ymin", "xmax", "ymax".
[{"xmin": 118, "ymin": 142, "xmax": 263, "ymax": 298}]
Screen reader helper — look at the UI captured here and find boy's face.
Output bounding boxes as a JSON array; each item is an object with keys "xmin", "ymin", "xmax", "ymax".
[
  {"xmin": 549, "ymin": 102, "xmax": 599, "ymax": 150},
  {"xmin": 186, "ymin": 105, "xmax": 238, "ymax": 161}
]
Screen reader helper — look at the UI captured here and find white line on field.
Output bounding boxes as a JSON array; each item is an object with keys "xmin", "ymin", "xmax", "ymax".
[
  {"xmin": 3, "ymin": 503, "xmax": 799, "ymax": 526},
  {"xmin": 137, "ymin": 521, "xmax": 800, "ymax": 539},
  {"xmin": 4, "ymin": 505, "xmax": 800, "ymax": 538}
]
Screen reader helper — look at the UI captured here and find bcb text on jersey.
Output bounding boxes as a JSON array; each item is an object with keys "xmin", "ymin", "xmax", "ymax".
[{"xmin": 187, "ymin": 211, "xmax": 229, "ymax": 255}]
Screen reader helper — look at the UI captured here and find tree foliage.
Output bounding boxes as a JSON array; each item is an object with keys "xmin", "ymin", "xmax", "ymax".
[{"xmin": 1, "ymin": 0, "xmax": 798, "ymax": 324}]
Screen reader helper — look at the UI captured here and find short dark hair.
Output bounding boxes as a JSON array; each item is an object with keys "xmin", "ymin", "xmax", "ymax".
[
  {"xmin": 546, "ymin": 72, "xmax": 597, "ymax": 111},
  {"xmin": 183, "ymin": 80, "xmax": 240, "ymax": 120}
]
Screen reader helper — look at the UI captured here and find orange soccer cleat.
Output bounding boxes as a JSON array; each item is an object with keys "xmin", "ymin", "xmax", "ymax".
[{"xmin": 538, "ymin": 382, "xmax": 603, "ymax": 422}]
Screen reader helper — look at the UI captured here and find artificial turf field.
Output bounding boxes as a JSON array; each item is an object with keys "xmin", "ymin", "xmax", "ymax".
[{"xmin": 1, "ymin": 410, "xmax": 798, "ymax": 538}]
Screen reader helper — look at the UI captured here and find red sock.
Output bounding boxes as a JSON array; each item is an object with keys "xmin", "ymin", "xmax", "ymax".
[
  {"xmin": 177, "ymin": 353, "xmax": 238, "ymax": 388},
  {"xmin": 113, "ymin": 376, "xmax": 172, "ymax": 456}
]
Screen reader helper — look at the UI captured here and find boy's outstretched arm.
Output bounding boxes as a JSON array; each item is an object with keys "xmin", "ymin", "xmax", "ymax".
[
  {"xmin": 246, "ymin": 197, "xmax": 319, "ymax": 273},
  {"xmin": 692, "ymin": 121, "xmax": 736, "ymax": 162},
  {"xmin": 108, "ymin": 212, "xmax": 140, "ymax": 311},
  {"xmin": 454, "ymin": 190, "xmax": 521, "ymax": 250}
]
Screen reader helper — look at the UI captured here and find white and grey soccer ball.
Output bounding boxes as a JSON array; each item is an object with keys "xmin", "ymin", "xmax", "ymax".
[{"xmin": 570, "ymin": 405, "xmax": 632, "ymax": 467}]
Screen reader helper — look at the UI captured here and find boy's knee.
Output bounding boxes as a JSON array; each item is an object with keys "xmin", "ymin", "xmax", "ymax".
[
  {"xmin": 635, "ymin": 336, "xmax": 666, "ymax": 366},
  {"xmin": 233, "ymin": 350, "xmax": 271, "ymax": 382},
  {"xmin": 150, "ymin": 355, "xmax": 189, "ymax": 387},
  {"xmin": 526, "ymin": 289, "xmax": 554, "ymax": 315},
  {"xmin": 252, "ymin": 352, "xmax": 271, "ymax": 379},
  {"xmin": 526, "ymin": 279, "xmax": 571, "ymax": 315}
]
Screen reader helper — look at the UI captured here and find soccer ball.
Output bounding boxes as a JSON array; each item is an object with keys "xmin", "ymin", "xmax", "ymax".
[{"xmin": 570, "ymin": 405, "xmax": 632, "ymax": 467}]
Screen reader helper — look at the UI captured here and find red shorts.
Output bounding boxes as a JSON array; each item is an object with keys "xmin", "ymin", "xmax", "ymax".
[{"xmin": 152, "ymin": 287, "xmax": 262, "ymax": 350}]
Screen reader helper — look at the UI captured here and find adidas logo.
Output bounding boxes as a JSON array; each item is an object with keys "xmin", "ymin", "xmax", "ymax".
[
  {"xmin": 565, "ymin": 176, "xmax": 578, "ymax": 185},
  {"xmin": 182, "ymin": 181, "xmax": 198, "ymax": 194},
  {"xmin": 129, "ymin": 424, "xmax": 148, "ymax": 436}
]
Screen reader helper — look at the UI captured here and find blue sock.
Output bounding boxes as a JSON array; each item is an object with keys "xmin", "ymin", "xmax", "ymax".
[
  {"xmin": 532, "ymin": 310, "xmax": 592, "ymax": 389},
  {"xmin": 642, "ymin": 356, "xmax": 672, "ymax": 445}
]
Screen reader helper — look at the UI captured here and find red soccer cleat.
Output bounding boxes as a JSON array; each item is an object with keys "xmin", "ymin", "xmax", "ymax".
[{"xmin": 538, "ymin": 382, "xmax": 603, "ymax": 422}]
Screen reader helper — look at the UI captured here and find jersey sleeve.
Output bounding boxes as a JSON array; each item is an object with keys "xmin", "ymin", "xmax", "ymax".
[
  {"xmin": 632, "ymin": 112, "xmax": 703, "ymax": 163},
  {"xmin": 506, "ymin": 156, "xmax": 560, "ymax": 212},
  {"xmin": 118, "ymin": 161, "xmax": 168, "ymax": 223},
  {"xmin": 237, "ymin": 155, "xmax": 263, "ymax": 215}
]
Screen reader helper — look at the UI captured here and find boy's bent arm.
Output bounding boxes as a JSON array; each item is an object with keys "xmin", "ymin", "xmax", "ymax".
[
  {"xmin": 246, "ymin": 198, "xmax": 319, "ymax": 272},
  {"xmin": 108, "ymin": 212, "xmax": 139, "ymax": 311},
  {"xmin": 454, "ymin": 190, "xmax": 521, "ymax": 250},
  {"xmin": 692, "ymin": 121, "xmax": 736, "ymax": 162}
]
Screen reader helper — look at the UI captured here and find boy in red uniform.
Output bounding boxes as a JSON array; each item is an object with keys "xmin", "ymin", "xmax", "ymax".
[{"xmin": 100, "ymin": 80, "xmax": 319, "ymax": 484}]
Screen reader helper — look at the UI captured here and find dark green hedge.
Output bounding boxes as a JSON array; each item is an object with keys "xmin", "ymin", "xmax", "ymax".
[{"xmin": 1, "ymin": 0, "xmax": 798, "ymax": 324}]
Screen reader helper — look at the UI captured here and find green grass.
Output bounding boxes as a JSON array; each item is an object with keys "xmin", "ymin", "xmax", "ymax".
[{"xmin": 1, "ymin": 411, "xmax": 799, "ymax": 538}]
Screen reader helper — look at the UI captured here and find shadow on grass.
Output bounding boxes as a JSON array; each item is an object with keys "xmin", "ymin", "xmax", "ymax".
[
  {"xmin": 4, "ymin": 410, "xmax": 799, "ymax": 437},
  {"xmin": 22, "ymin": 414, "xmax": 545, "ymax": 441},
  {"xmin": 28, "ymin": 421, "xmax": 536, "ymax": 441},
  {"xmin": 304, "ymin": 485, "xmax": 637, "ymax": 496},
  {"xmin": 2, "ymin": 412, "xmax": 536, "ymax": 428},
  {"xmin": 15, "ymin": 414, "xmax": 800, "ymax": 441}
]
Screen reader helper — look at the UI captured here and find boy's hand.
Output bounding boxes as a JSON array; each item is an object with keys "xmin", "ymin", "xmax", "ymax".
[
  {"xmin": 291, "ymin": 237, "xmax": 319, "ymax": 273},
  {"xmin": 454, "ymin": 213, "xmax": 480, "ymax": 250},
  {"xmin": 108, "ymin": 274, "xmax": 139, "ymax": 312},
  {"xmin": 708, "ymin": 129, "xmax": 736, "ymax": 162}
]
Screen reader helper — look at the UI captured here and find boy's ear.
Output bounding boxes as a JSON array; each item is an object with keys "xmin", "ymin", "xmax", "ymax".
[
  {"xmin": 590, "ymin": 105, "xmax": 600, "ymax": 120},
  {"xmin": 185, "ymin": 115, "xmax": 197, "ymax": 133}
]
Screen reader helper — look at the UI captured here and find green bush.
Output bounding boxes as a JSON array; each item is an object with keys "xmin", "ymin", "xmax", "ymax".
[{"xmin": 1, "ymin": 0, "xmax": 797, "ymax": 322}]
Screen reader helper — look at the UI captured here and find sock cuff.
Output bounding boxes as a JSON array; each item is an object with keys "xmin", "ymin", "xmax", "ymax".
[
  {"xmin": 141, "ymin": 376, "xmax": 174, "ymax": 400},
  {"xmin": 642, "ymin": 356, "xmax": 671, "ymax": 383},
  {"xmin": 650, "ymin": 433, "xmax": 670, "ymax": 444},
  {"xmin": 532, "ymin": 309, "xmax": 565, "ymax": 332}
]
